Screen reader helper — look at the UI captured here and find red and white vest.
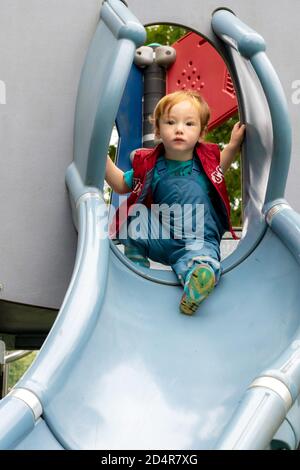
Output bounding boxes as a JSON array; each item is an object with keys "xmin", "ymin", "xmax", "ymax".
[{"xmin": 111, "ymin": 142, "xmax": 237, "ymax": 239}]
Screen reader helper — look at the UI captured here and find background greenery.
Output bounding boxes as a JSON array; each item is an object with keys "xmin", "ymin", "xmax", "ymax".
[
  {"xmin": 8, "ymin": 351, "xmax": 37, "ymax": 391},
  {"xmin": 206, "ymin": 117, "xmax": 242, "ymax": 226},
  {"xmin": 146, "ymin": 24, "xmax": 188, "ymax": 46}
]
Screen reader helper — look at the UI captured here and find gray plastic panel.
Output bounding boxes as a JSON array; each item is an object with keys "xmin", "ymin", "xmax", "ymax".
[{"xmin": 0, "ymin": 0, "xmax": 100, "ymax": 308}]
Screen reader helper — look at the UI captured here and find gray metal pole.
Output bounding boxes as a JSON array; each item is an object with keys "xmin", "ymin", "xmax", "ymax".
[{"xmin": 135, "ymin": 45, "xmax": 176, "ymax": 148}]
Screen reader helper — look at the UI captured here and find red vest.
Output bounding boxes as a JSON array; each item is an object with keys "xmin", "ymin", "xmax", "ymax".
[{"xmin": 111, "ymin": 142, "xmax": 237, "ymax": 239}]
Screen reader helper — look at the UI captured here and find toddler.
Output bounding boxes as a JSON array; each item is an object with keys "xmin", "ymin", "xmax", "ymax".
[{"xmin": 106, "ymin": 91, "xmax": 245, "ymax": 314}]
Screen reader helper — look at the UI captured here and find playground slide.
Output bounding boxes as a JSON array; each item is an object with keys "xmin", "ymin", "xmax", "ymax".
[{"xmin": 0, "ymin": 1, "xmax": 300, "ymax": 450}]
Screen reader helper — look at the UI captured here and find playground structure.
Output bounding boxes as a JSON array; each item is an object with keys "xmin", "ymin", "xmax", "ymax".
[{"xmin": 1, "ymin": 0, "xmax": 300, "ymax": 450}]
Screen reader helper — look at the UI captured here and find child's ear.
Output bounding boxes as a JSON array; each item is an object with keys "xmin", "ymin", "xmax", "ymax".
[
  {"xmin": 153, "ymin": 127, "xmax": 162, "ymax": 145},
  {"xmin": 198, "ymin": 127, "xmax": 207, "ymax": 142}
]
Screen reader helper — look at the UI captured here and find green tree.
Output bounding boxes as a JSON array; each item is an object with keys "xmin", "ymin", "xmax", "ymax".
[
  {"xmin": 108, "ymin": 144, "xmax": 116, "ymax": 162},
  {"xmin": 8, "ymin": 352, "xmax": 37, "ymax": 391},
  {"xmin": 206, "ymin": 117, "xmax": 242, "ymax": 227},
  {"xmin": 146, "ymin": 25, "xmax": 188, "ymax": 46}
]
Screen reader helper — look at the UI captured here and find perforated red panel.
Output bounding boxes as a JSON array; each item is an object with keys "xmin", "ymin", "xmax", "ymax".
[{"xmin": 167, "ymin": 32, "xmax": 238, "ymax": 130}]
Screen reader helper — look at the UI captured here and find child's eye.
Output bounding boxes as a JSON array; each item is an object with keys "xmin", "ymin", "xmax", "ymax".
[
  {"xmin": 166, "ymin": 120, "xmax": 175, "ymax": 125},
  {"xmin": 186, "ymin": 122, "xmax": 195, "ymax": 126}
]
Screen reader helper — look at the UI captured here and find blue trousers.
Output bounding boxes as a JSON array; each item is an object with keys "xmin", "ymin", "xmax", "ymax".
[
  {"xmin": 119, "ymin": 156, "xmax": 224, "ymax": 285},
  {"xmin": 119, "ymin": 206, "xmax": 222, "ymax": 285}
]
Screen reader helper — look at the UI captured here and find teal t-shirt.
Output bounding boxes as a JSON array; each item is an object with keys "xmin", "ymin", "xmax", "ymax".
[{"xmin": 124, "ymin": 155, "xmax": 211, "ymax": 194}]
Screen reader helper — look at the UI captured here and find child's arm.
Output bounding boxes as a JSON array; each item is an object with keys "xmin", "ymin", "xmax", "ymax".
[
  {"xmin": 220, "ymin": 122, "xmax": 246, "ymax": 174},
  {"xmin": 105, "ymin": 156, "xmax": 131, "ymax": 194}
]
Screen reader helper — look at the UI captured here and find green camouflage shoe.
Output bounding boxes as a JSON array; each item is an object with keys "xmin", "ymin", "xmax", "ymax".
[{"xmin": 180, "ymin": 264, "xmax": 215, "ymax": 315}]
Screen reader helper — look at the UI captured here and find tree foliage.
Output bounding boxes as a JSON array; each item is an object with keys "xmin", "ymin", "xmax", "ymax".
[
  {"xmin": 8, "ymin": 352, "xmax": 37, "ymax": 391},
  {"xmin": 146, "ymin": 25, "xmax": 188, "ymax": 46},
  {"xmin": 206, "ymin": 117, "xmax": 242, "ymax": 227},
  {"xmin": 108, "ymin": 144, "xmax": 116, "ymax": 161}
]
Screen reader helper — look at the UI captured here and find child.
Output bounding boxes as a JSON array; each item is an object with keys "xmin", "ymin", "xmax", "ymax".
[{"xmin": 106, "ymin": 91, "xmax": 245, "ymax": 315}]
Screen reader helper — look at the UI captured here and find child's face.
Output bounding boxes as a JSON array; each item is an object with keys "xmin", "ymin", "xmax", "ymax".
[{"xmin": 156, "ymin": 100, "xmax": 202, "ymax": 158}]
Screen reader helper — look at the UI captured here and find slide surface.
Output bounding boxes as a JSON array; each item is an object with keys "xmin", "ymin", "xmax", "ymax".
[{"xmin": 5, "ymin": 219, "xmax": 300, "ymax": 450}]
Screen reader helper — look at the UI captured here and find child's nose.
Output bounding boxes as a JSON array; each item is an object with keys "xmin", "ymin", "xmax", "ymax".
[{"xmin": 176, "ymin": 123, "xmax": 184, "ymax": 133}]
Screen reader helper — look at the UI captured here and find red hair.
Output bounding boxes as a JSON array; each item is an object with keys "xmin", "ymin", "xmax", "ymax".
[{"xmin": 152, "ymin": 90, "xmax": 211, "ymax": 134}]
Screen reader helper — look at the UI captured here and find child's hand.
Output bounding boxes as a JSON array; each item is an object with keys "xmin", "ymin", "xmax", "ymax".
[
  {"xmin": 229, "ymin": 121, "xmax": 246, "ymax": 152},
  {"xmin": 220, "ymin": 122, "xmax": 246, "ymax": 173}
]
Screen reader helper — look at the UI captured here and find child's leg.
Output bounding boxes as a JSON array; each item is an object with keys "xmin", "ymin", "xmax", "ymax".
[
  {"xmin": 119, "ymin": 212, "xmax": 150, "ymax": 268},
  {"xmin": 124, "ymin": 243, "xmax": 150, "ymax": 268}
]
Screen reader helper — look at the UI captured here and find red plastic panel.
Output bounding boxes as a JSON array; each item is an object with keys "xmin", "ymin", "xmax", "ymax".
[{"xmin": 167, "ymin": 32, "xmax": 238, "ymax": 130}]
